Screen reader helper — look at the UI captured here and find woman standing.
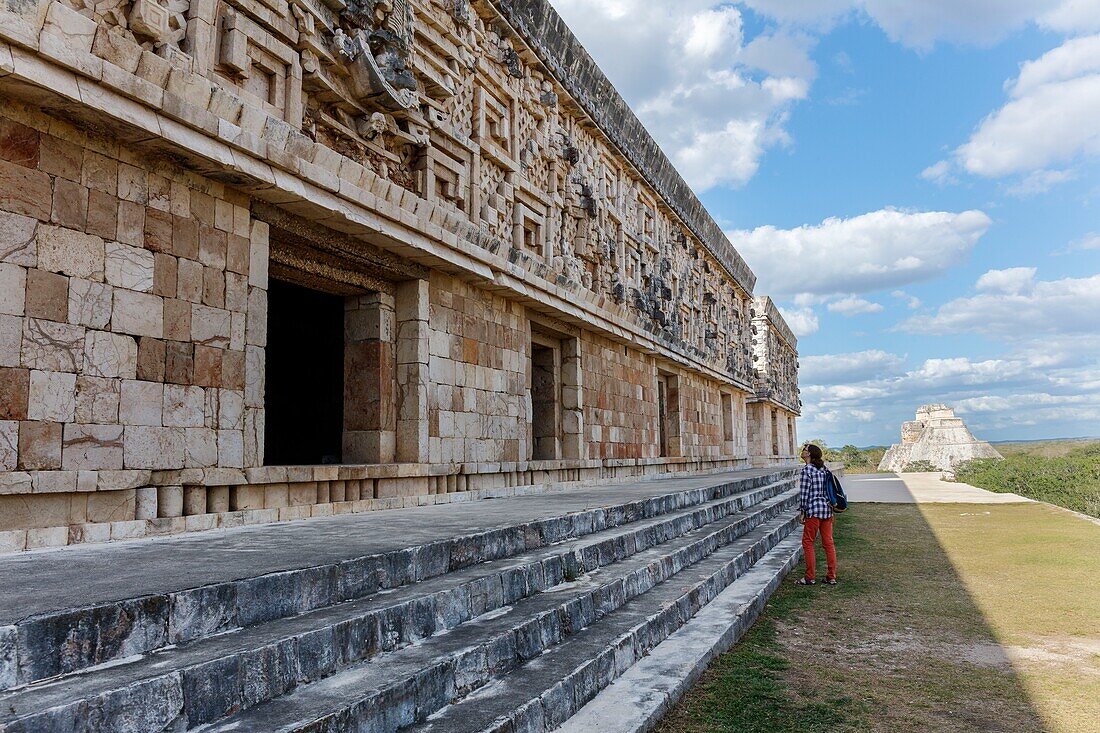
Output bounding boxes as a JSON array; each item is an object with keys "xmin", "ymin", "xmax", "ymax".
[{"xmin": 796, "ymin": 444, "xmax": 837, "ymax": 585}]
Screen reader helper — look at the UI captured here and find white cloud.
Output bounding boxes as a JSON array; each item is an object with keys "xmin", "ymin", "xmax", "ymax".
[
  {"xmin": 956, "ymin": 35, "xmax": 1100, "ymax": 178},
  {"xmin": 801, "ymin": 350, "xmax": 905, "ymax": 385},
  {"xmin": 900, "ymin": 272, "xmax": 1100, "ymax": 336},
  {"xmin": 1004, "ymin": 169, "xmax": 1078, "ymax": 196},
  {"xmin": 1071, "ymin": 233, "xmax": 1100, "ymax": 250},
  {"xmin": 729, "ymin": 207, "xmax": 991, "ymax": 298},
  {"xmin": 778, "ymin": 306, "xmax": 819, "ymax": 336},
  {"xmin": 548, "ymin": 1, "xmax": 817, "ymax": 190},
  {"xmin": 744, "ymin": 0, "xmax": 1100, "ymax": 49},
  {"xmin": 920, "ymin": 160, "xmax": 956, "ymax": 185},
  {"xmin": 975, "ymin": 267, "xmax": 1037, "ymax": 294},
  {"xmin": 891, "ymin": 290, "xmax": 923, "ymax": 309},
  {"xmin": 827, "ymin": 295, "xmax": 884, "ymax": 316}
]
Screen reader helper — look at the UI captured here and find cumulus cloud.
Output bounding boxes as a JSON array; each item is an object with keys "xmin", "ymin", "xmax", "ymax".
[
  {"xmin": 801, "ymin": 350, "xmax": 905, "ymax": 385},
  {"xmin": 891, "ymin": 290, "xmax": 923, "ymax": 309},
  {"xmin": 827, "ymin": 295, "xmax": 884, "ymax": 316},
  {"xmin": 778, "ymin": 306, "xmax": 819, "ymax": 337},
  {"xmin": 975, "ymin": 267, "xmax": 1037, "ymax": 294},
  {"xmin": 900, "ymin": 272, "xmax": 1100, "ymax": 336},
  {"xmin": 920, "ymin": 160, "xmax": 956, "ymax": 185},
  {"xmin": 798, "ymin": 347, "xmax": 1100, "ymax": 446},
  {"xmin": 549, "ymin": 1, "xmax": 817, "ymax": 190},
  {"xmin": 729, "ymin": 207, "xmax": 992, "ymax": 298},
  {"xmin": 955, "ymin": 35, "xmax": 1100, "ymax": 178},
  {"xmin": 744, "ymin": 0, "xmax": 1100, "ymax": 49}
]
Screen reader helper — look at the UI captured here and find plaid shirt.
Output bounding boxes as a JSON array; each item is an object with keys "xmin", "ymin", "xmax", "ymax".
[{"xmin": 800, "ymin": 465, "xmax": 833, "ymax": 520}]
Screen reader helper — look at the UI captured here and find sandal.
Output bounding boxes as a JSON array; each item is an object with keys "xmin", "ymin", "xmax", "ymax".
[
  {"xmin": 823, "ymin": 578, "xmax": 838, "ymax": 585},
  {"xmin": 795, "ymin": 577, "xmax": 816, "ymax": 586}
]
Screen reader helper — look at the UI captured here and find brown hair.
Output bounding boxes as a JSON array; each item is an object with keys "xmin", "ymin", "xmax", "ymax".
[{"xmin": 804, "ymin": 444, "xmax": 825, "ymax": 469}]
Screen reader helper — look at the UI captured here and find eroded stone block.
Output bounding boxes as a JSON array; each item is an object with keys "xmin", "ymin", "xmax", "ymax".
[
  {"xmin": 0, "ymin": 211, "xmax": 38, "ymax": 267},
  {"xmin": 112, "ymin": 288, "xmax": 163, "ymax": 337},
  {"xmin": 119, "ymin": 379, "xmax": 163, "ymax": 426},
  {"xmin": 68, "ymin": 278, "xmax": 112, "ymax": 328},
  {"xmin": 74, "ymin": 375, "xmax": 119, "ymax": 423},
  {"xmin": 36, "ymin": 225, "xmax": 104, "ymax": 280},
  {"xmin": 105, "ymin": 240, "xmax": 155, "ymax": 292},
  {"xmin": 27, "ymin": 369, "xmax": 75, "ymax": 422},
  {"xmin": 62, "ymin": 423, "xmax": 124, "ymax": 470},
  {"xmin": 18, "ymin": 420, "xmax": 61, "ymax": 470},
  {"xmin": 82, "ymin": 330, "xmax": 138, "ymax": 379}
]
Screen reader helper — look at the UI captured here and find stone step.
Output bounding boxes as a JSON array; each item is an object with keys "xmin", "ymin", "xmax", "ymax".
[
  {"xmin": 554, "ymin": 535, "xmax": 803, "ymax": 733},
  {"xmin": 411, "ymin": 530, "xmax": 802, "ymax": 733},
  {"xmin": 398, "ymin": 519, "xmax": 801, "ymax": 733},
  {"xmin": 0, "ymin": 480, "xmax": 795, "ymax": 732},
  {"xmin": 0, "ymin": 468, "xmax": 796, "ymax": 692},
  {"xmin": 189, "ymin": 501, "xmax": 798, "ymax": 733}
]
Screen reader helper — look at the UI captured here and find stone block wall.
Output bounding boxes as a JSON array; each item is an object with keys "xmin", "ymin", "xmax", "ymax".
[
  {"xmin": 0, "ymin": 0, "xmax": 803, "ymax": 551},
  {"xmin": 582, "ymin": 333, "xmax": 659, "ymax": 461},
  {"xmin": 426, "ymin": 272, "xmax": 527, "ymax": 465},
  {"xmin": 0, "ymin": 101, "xmax": 269, "ymax": 538}
]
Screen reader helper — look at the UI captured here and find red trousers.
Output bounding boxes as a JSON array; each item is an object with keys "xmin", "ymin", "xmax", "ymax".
[{"xmin": 802, "ymin": 516, "xmax": 837, "ymax": 581}]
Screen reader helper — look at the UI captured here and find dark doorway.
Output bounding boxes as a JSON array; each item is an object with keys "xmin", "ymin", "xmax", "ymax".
[
  {"xmin": 657, "ymin": 376, "xmax": 669, "ymax": 457},
  {"xmin": 264, "ymin": 279, "xmax": 344, "ymax": 465},
  {"xmin": 531, "ymin": 340, "xmax": 559, "ymax": 460}
]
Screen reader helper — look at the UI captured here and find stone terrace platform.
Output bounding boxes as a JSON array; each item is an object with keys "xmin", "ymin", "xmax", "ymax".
[
  {"xmin": 0, "ymin": 466, "xmax": 791, "ymax": 624},
  {"xmin": 1, "ymin": 465, "xmax": 804, "ymax": 733}
]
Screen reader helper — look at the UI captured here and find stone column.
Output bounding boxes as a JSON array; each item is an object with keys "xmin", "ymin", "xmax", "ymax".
[
  {"xmin": 561, "ymin": 336, "xmax": 585, "ymax": 460},
  {"xmin": 395, "ymin": 279, "xmax": 429, "ymax": 463},
  {"xmin": 344, "ymin": 292, "xmax": 396, "ymax": 464}
]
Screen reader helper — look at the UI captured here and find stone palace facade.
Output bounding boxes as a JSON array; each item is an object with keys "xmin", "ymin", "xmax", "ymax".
[{"xmin": 0, "ymin": 0, "xmax": 800, "ymax": 551}]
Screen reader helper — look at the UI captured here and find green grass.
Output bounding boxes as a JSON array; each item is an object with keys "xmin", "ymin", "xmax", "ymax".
[
  {"xmin": 955, "ymin": 440, "xmax": 1100, "ymax": 517},
  {"xmin": 656, "ymin": 503, "xmax": 1100, "ymax": 733}
]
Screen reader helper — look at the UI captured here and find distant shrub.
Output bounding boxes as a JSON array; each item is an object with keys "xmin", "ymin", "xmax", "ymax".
[
  {"xmin": 956, "ymin": 447, "xmax": 1100, "ymax": 518},
  {"xmin": 905, "ymin": 460, "xmax": 937, "ymax": 472}
]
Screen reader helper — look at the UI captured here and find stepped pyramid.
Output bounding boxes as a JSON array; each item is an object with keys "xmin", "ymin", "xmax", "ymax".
[{"xmin": 878, "ymin": 405, "xmax": 1003, "ymax": 472}]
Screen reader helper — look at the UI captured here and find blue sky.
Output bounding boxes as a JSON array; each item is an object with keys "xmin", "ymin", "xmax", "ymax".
[{"xmin": 549, "ymin": 0, "xmax": 1100, "ymax": 447}]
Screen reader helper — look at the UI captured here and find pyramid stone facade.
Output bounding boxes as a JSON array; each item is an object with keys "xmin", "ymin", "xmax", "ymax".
[
  {"xmin": 0, "ymin": 0, "xmax": 799, "ymax": 553},
  {"xmin": 878, "ymin": 404, "xmax": 1002, "ymax": 472}
]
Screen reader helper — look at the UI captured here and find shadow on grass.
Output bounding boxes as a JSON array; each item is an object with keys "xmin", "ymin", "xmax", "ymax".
[{"xmin": 655, "ymin": 504, "xmax": 1052, "ymax": 733}]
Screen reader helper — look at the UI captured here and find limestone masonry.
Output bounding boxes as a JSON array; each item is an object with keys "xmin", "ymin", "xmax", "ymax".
[
  {"xmin": 0, "ymin": 0, "xmax": 800, "ymax": 553},
  {"xmin": 878, "ymin": 404, "xmax": 1002, "ymax": 473}
]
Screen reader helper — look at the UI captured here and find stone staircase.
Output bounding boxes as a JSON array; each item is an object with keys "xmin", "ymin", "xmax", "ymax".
[{"xmin": 0, "ymin": 467, "xmax": 802, "ymax": 733}]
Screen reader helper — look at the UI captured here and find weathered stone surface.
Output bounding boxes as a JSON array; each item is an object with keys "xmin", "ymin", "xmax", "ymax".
[
  {"xmin": 0, "ymin": 264, "xmax": 26, "ymax": 316},
  {"xmin": 0, "ymin": 367, "xmax": 29, "ymax": 421},
  {"xmin": 18, "ymin": 421, "xmax": 62, "ymax": 470},
  {"xmin": 124, "ymin": 425, "xmax": 185, "ymax": 469},
  {"xmin": 119, "ymin": 379, "xmax": 163, "ymax": 426},
  {"xmin": 21, "ymin": 318, "xmax": 84, "ymax": 372},
  {"xmin": 112, "ymin": 288, "xmax": 163, "ymax": 337},
  {"xmin": 0, "ymin": 421, "xmax": 16, "ymax": 471},
  {"xmin": 67, "ymin": 278, "xmax": 112, "ymax": 328},
  {"xmin": 27, "ymin": 369, "xmax": 76, "ymax": 422},
  {"xmin": 15, "ymin": 596, "xmax": 169, "ymax": 682},
  {"xmin": 0, "ymin": 315, "xmax": 21, "ymax": 368},
  {"xmin": 0, "ymin": 211, "xmax": 38, "ymax": 267},
  {"xmin": 879, "ymin": 405, "xmax": 1004, "ymax": 472},
  {"xmin": 74, "ymin": 375, "xmax": 120, "ymax": 423},
  {"xmin": 23, "ymin": 268, "xmax": 67, "ymax": 323},
  {"xmin": 36, "ymin": 226, "xmax": 104, "ymax": 281},
  {"xmin": 62, "ymin": 423, "xmax": 124, "ymax": 470},
  {"xmin": 82, "ymin": 330, "xmax": 137, "ymax": 378},
  {"xmin": 104, "ymin": 240, "xmax": 155, "ymax": 292},
  {"xmin": 163, "ymin": 384, "xmax": 205, "ymax": 428}
]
